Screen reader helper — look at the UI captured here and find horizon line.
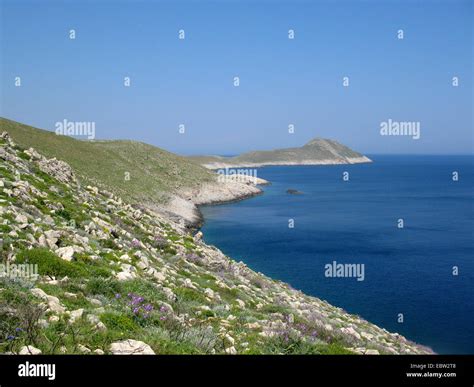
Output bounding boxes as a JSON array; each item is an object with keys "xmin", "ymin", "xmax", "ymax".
[{"xmin": 1, "ymin": 116, "xmax": 473, "ymax": 157}]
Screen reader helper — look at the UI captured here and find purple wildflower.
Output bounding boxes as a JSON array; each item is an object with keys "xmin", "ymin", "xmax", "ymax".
[
  {"xmin": 154, "ymin": 235, "xmax": 167, "ymax": 248},
  {"xmin": 131, "ymin": 239, "xmax": 141, "ymax": 248},
  {"xmin": 144, "ymin": 304, "xmax": 153, "ymax": 312},
  {"xmin": 185, "ymin": 253, "xmax": 200, "ymax": 262}
]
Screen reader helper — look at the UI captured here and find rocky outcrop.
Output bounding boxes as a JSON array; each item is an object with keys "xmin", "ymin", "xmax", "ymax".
[
  {"xmin": 19, "ymin": 346, "xmax": 42, "ymax": 355},
  {"xmin": 110, "ymin": 340, "xmax": 155, "ymax": 355},
  {"xmin": 30, "ymin": 288, "xmax": 66, "ymax": 314},
  {"xmin": 157, "ymin": 174, "xmax": 269, "ymax": 226},
  {"xmin": 37, "ymin": 156, "xmax": 77, "ymax": 185}
]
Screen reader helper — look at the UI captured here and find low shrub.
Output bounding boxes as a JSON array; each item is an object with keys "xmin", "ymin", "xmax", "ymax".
[
  {"xmin": 100, "ymin": 312, "xmax": 139, "ymax": 332},
  {"xmin": 16, "ymin": 248, "xmax": 86, "ymax": 278},
  {"xmin": 85, "ymin": 277, "xmax": 121, "ymax": 297}
]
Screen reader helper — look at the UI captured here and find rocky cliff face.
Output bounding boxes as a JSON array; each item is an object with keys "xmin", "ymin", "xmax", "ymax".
[
  {"xmin": 156, "ymin": 174, "xmax": 269, "ymax": 227},
  {"xmin": 0, "ymin": 132, "xmax": 432, "ymax": 355}
]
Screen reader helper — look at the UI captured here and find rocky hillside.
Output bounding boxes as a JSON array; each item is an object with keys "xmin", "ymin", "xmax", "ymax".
[
  {"xmin": 0, "ymin": 118, "xmax": 267, "ymax": 226},
  {"xmin": 189, "ymin": 138, "xmax": 372, "ymax": 169},
  {"xmin": 0, "ymin": 132, "xmax": 432, "ymax": 355}
]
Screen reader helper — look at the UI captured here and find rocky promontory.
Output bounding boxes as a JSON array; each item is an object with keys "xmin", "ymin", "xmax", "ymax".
[
  {"xmin": 189, "ymin": 138, "xmax": 372, "ymax": 169},
  {"xmin": 159, "ymin": 174, "xmax": 269, "ymax": 227}
]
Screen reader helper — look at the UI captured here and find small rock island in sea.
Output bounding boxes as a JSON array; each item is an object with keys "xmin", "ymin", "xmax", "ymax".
[{"xmin": 287, "ymin": 189, "xmax": 304, "ymax": 195}]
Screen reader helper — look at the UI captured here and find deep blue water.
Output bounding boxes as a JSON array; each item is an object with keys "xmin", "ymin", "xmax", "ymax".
[{"xmin": 200, "ymin": 156, "xmax": 474, "ymax": 354}]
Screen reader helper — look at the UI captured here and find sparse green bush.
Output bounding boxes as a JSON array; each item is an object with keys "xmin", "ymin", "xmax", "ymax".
[
  {"xmin": 100, "ymin": 239, "xmax": 116, "ymax": 249},
  {"xmin": 17, "ymin": 150, "xmax": 31, "ymax": 161},
  {"xmin": 86, "ymin": 277, "xmax": 121, "ymax": 297},
  {"xmin": 260, "ymin": 303, "xmax": 292, "ymax": 315},
  {"xmin": 0, "ymin": 285, "xmax": 45, "ymax": 353},
  {"xmin": 100, "ymin": 312, "xmax": 139, "ymax": 332},
  {"xmin": 16, "ymin": 248, "xmax": 111, "ymax": 279},
  {"xmin": 16, "ymin": 248, "xmax": 87, "ymax": 278},
  {"xmin": 164, "ymin": 246, "xmax": 177, "ymax": 255},
  {"xmin": 175, "ymin": 287, "xmax": 208, "ymax": 305},
  {"xmin": 56, "ymin": 209, "xmax": 72, "ymax": 221}
]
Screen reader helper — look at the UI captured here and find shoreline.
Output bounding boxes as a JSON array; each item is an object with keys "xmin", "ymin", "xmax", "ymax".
[
  {"xmin": 194, "ymin": 189, "xmax": 266, "ymax": 229},
  {"xmin": 161, "ymin": 174, "xmax": 271, "ymax": 228},
  {"xmin": 199, "ymin": 156, "xmax": 372, "ymax": 170}
]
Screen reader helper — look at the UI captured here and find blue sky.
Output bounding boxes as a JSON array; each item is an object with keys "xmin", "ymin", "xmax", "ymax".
[{"xmin": 1, "ymin": 0, "xmax": 472, "ymax": 155}]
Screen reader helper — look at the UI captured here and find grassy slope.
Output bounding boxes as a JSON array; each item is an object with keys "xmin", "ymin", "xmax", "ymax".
[{"xmin": 0, "ymin": 117, "xmax": 215, "ymax": 205}]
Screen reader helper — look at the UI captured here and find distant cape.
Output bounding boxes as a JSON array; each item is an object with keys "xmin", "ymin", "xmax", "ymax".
[{"xmin": 189, "ymin": 138, "xmax": 371, "ymax": 169}]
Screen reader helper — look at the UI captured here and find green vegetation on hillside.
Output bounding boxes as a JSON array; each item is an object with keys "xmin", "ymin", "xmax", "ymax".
[{"xmin": 0, "ymin": 117, "xmax": 215, "ymax": 205}]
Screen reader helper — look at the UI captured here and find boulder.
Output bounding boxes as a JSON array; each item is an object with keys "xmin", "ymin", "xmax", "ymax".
[
  {"xmin": 235, "ymin": 299, "xmax": 246, "ymax": 308},
  {"xmin": 365, "ymin": 349, "xmax": 380, "ymax": 355},
  {"xmin": 69, "ymin": 308, "xmax": 84, "ymax": 324},
  {"xmin": 137, "ymin": 256, "xmax": 150, "ymax": 270},
  {"xmin": 224, "ymin": 346, "xmax": 237, "ymax": 355},
  {"xmin": 77, "ymin": 344, "xmax": 91, "ymax": 354},
  {"xmin": 163, "ymin": 287, "xmax": 177, "ymax": 302},
  {"xmin": 224, "ymin": 334, "xmax": 235, "ymax": 346},
  {"xmin": 56, "ymin": 246, "xmax": 75, "ymax": 261},
  {"xmin": 151, "ymin": 269, "xmax": 166, "ymax": 282},
  {"xmin": 109, "ymin": 339, "xmax": 155, "ymax": 355},
  {"xmin": 38, "ymin": 157, "xmax": 76, "ymax": 184},
  {"xmin": 95, "ymin": 322, "xmax": 107, "ymax": 331},
  {"xmin": 204, "ymin": 288, "xmax": 215, "ymax": 299},
  {"xmin": 341, "ymin": 327, "xmax": 362, "ymax": 341},
  {"xmin": 44, "ymin": 230, "xmax": 61, "ymax": 249},
  {"xmin": 361, "ymin": 331, "xmax": 374, "ymax": 341},
  {"xmin": 115, "ymin": 263, "xmax": 137, "ymax": 281},
  {"xmin": 19, "ymin": 346, "xmax": 42, "ymax": 355},
  {"xmin": 119, "ymin": 254, "xmax": 131, "ymax": 262},
  {"xmin": 15, "ymin": 214, "xmax": 28, "ymax": 224},
  {"xmin": 183, "ymin": 278, "xmax": 196, "ymax": 289},
  {"xmin": 30, "ymin": 288, "xmax": 66, "ymax": 314}
]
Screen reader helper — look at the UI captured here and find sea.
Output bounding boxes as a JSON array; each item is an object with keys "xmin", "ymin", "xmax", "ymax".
[{"xmin": 200, "ymin": 155, "xmax": 474, "ymax": 354}]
